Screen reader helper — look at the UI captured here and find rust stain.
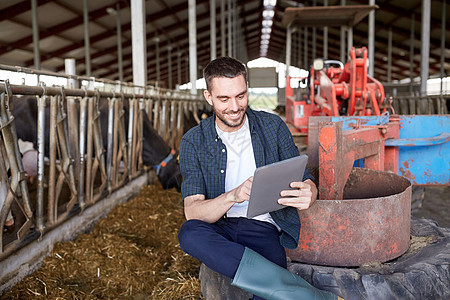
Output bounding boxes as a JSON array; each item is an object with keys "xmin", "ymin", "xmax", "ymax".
[
  {"xmin": 399, "ymin": 167, "xmax": 417, "ymax": 184},
  {"xmin": 402, "ymin": 160, "xmax": 409, "ymax": 169}
]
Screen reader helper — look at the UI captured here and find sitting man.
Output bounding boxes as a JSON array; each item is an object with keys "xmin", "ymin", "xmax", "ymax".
[{"xmin": 178, "ymin": 57, "xmax": 340, "ymax": 300}]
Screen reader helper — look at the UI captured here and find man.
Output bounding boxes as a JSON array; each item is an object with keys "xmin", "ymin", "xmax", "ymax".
[{"xmin": 178, "ymin": 57, "xmax": 340, "ymax": 300}]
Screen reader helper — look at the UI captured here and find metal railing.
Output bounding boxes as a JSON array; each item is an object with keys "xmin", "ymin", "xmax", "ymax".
[
  {"xmin": 390, "ymin": 94, "xmax": 449, "ymax": 115},
  {"xmin": 0, "ymin": 70, "xmax": 207, "ymax": 260}
]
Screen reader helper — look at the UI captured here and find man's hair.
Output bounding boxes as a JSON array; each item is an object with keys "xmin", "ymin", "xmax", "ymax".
[{"xmin": 203, "ymin": 57, "xmax": 247, "ymax": 91}]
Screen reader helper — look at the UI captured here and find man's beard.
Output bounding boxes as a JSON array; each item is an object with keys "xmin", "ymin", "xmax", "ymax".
[{"xmin": 215, "ymin": 106, "xmax": 248, "ymax": 128}]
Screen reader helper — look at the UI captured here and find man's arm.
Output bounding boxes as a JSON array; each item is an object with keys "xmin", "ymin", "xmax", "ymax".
[
  {"xmin": 184, "ymin": 176, "xmax": 253, "ymax": 223},
  {"xmin": 277, "ymin": 179, "xmax": 318, "ymax": 211},
  {"xmin": 273, "ymin": 114, "xmax": 317, "ymax": 210}
]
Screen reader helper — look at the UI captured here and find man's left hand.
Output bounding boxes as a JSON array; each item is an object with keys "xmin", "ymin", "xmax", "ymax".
[{"xmin": 277, "ymin": 179, "xmax": 318, "ymax": 211}]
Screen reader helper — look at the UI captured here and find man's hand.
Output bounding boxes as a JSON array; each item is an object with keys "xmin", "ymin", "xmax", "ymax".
[
  {"xmin": 227, "ymin": 176, "xmax": 253, "ymax": 203},
  {"xmin": 277, "ymin": 179, "xmax": 318, "ymax": 211},
  {"xmin": 184, "ymin": 176, "xmax": 254, "ymax": 223}
]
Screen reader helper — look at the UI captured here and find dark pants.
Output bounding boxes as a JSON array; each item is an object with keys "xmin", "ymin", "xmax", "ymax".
[{"xmin": 178, "ymin": 217, "xmax": 287, "ymax": 298}]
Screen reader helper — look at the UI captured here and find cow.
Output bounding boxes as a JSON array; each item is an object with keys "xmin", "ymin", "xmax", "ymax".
[
  {"xmin": 1, "ymin": 139, "xmax": 37, "ymax": 232},
  {"xmin": 10, "ymin": 95, "xmax": 182, "ymax": 191}
]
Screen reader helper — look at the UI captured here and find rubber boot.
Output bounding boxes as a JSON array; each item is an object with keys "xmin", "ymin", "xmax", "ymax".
[{"xmin": 231, "ymin": 247, "xmax": 340, "ymax": 300}]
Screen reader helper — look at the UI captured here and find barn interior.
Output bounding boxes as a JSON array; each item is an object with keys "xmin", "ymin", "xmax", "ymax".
[
  {"xmin": 0, "ymin": 0, "xmax": 449, "ymax": 86},
  {"xmin": 0, "ymin": 0, "xmax": 449, "ymax": 299}
]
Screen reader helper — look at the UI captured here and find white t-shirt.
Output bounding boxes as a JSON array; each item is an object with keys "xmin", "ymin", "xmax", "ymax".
[{"xmin": 216, "ymin": 117, "xmax": 279, "ymax": 228}]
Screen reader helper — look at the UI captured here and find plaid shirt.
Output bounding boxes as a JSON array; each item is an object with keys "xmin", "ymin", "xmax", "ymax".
[{"xmin": 180, "ymin": 108, "xmax": 314, "ymax": 249}]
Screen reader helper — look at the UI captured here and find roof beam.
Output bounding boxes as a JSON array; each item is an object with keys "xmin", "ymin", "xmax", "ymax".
[
  {"xmin": 0, "ymin": 1, "xmax": 127, "ymax": 56},
  {"xmin": 0, "ymin": 0, "xmax": 53, "ymax": 21}
]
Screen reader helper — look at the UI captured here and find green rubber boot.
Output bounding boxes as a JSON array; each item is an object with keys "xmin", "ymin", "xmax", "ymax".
[{"xmin": 231, "ymin": 247, "xmax": 340, "ymax": 300}]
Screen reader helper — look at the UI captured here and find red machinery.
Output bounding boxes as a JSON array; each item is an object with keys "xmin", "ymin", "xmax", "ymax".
[{"xmin": 285, "ymin": 47, "xmax": 386, "ymax": 133}]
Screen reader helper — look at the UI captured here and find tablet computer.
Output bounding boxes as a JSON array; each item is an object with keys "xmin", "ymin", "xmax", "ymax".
[{"xmin": 246, "ymin": 155, "xmax": 308, "ymax": 218}]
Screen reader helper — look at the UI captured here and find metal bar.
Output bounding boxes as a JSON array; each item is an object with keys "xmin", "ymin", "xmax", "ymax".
[
  {"xmin": 137, "ymin": 99, "xmax": 144, "ymax": 171},
  {"xmin": 112, "ymin": 97, "xmax": 120, "ymax": 186},
  {"xmin": 323, "ymin": 0, "xmax": 328, "ymax": 59},
  {"xmin": 0, "ymin": 143, "xmax": 11, "ymax": 251},
  {"xmin": 420, "ymin": 0, "xmax": 431, "ymax": 96},
  {"xmin": 146, "ymin": 99, "xmax": 153, "ymax": 124},
  {"xmin": 153, "ymin": 99, "xmax": 160, "ymax": 129},
  {"xmin": 0, "ymin": 83, "xmax": 202, "ymax": 101},
  {"xmin": 117, "ymin": 3, "xmax": 123, "ymax": 82},
  {"xmin": 117, "ymin": 97, "xmax": 129, "ymax": 181},
  {"xmin": 170, "ymin": 100, "xmax": 177, "ymax": 149},
  {"xmin": 91, "ymin": 94, "xmax": 108, "ymax": 202},
  {"xmin": 347, "ymin": 27, "xmax": 353, "ymax": 56},
  {"xmin": 210, "ymin": 0, "xmax": 216, "ymax": 60},
  {"xmin": 106, "ymin": 97, "xmax": 115, "ymax": 191},
  {"xmin": 318, "ymin": 121, "xmax": 345, "ymax": 200},
  {"xmin": 48, "ymin": 96, "xmax": 57, "ymax": 224},
  {"xmin": 66, "ymin": 96, "xmax": 79, "ymax": 176},
  {"xmin": 64, "ymin": 58, "xmax": 77, "ymax": 88},
  {"xmin": 156, "ymin": 37, "xmax": 160, "ymax": 84},
  {"xmin": 303, "ymin": 27, "xmax": 308, "ymax": 69},
  {"xmin": 163, "ymin": 101, "xmax": 171, "ymax": 142},
  {"xmin": 440, "ymin": 0, "xmax": 446, "ymax": 96},
  {"xmin": 368, "ymin": 0, "xmax": 375, "ymax": 77},
  {"xmin": 36, "ymin": 93, "xmax": 46, "ymax": 231},
  {"xmin": 83, "ymin": 0, "xmax": 91, "ymax": 76},
  {"xmin": 340, "ymin": 26, "xmax": 346, "ymax": 63},
  {"xmin": 128, "ymin": 97, "xmax": 135, "ymax": 176},
  {"xmin": 189, "ymin": 0, "xmax": 197, "ymax": 95},
  {"xmin": 221, "ymin": 0, "xmax": 225, "ymax": 57},
  {"xmin": 176, "ymin": 101, "xmax": 184, "ymax": 150},
  {"xmin": 54, "ymin": 91, "xmax": 78, "ymax": 222},
  {"xmin": 409, "ymin": 13, "xmax": 415, "ymax": 95},
  {"xmin": 64, "ymin": 59, "xmax": 79, "ymax": 179},
  {"xmin": 78, "ymin": 96, "xmax": 87, "ymax": 209},
  {"xmin": 177, "ymin": 52, "xmax": 182, "ymax": 86},
  {"xmin": 312, "ymin": 0, "xmax": 316, "ymax": 60},
  {"xmin": 165, "ymin": 100, "xmax": 171, "ymax": 143},
  {"xmin": 385, "ymin": 132, "xmax": 450, "ymax": 147},
  {"xmin": 168, "ymin": 46, "xmax": 172, "ymax": 89},
  {"xmin": 387, "ymin": 26, "xmax": 392, "ymax": 82},
  {"xmin": 185, "ymin": 57, "xmax": 189, "ymax": 84},
  {"xmin": 286, "ymin": 23, "xmax": 292, "ymax": 80},
  {"xmin": 0, "ymin": 63, "xmax": 133, "ymax": 86},
  {"xmin": 159, "ymin": 100, "xmax": 166, "ymax": 138},
  {"xmin": 340, "ymin": 0, "xmax": 346, "ymax": 62},
  {"xmin": 0, "ymin": 94, "xmax": 25, "ymax": 251},
  {"xmin": 233, "ymin": 0, "xmax": 237, "ymax": 58},
  {"xmin": 131, "ymin": 0, "xmax": 147, "ymax": 86},
  {"xmin": 85, "ymin": 96, "xmax": 94, "ymax": 204},
  {"xmin": 297, "ymin": 28, "xmax": 302, "ymax": 68},
  {"xmin": 31, "ymin": 0, "xmax": 40, "ymax": 70},
  {"xmin": 4, "ymin": 86, "xmax": 33, "ymax": 220},
  {"xmin": 227, "ymin": 0, "xmax": 232, "ymax": 56},
  {"xmin": 236, "ymin": 5, "xmax": 242, "ymax": 60},
  {"xmin": 0, "ymin": 85, "xmax": 33, "ymax": 249},
  {"xmin": 120, "ymin": 96, "xmax": 130, "ymax": 181}
]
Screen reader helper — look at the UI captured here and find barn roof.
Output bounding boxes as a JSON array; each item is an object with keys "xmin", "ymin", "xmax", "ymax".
[{"xmin": 0, "ymin": 0, "xmax": 448, "ymax": 86}]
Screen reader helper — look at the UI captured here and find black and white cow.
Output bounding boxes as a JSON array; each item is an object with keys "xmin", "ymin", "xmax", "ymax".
[{"xmin": 10, "ymin": 95, "xmax": 182, "ymax": 191}]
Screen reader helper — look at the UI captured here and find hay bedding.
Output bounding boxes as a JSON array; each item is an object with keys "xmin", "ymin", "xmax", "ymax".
[{"xmin": 3, "ymin": 184, "xmax": 203, "ymax": 299}]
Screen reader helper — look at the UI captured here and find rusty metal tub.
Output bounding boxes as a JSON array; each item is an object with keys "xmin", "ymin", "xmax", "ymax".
[{"xmin": 287, "ymin": 167, "xmax": 412, "ymax": 267}]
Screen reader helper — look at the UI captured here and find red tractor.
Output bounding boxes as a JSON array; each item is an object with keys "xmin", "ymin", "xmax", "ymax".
[{"xmin": 285, "ymin": 47, "xmax": 387, "ymax": 133}]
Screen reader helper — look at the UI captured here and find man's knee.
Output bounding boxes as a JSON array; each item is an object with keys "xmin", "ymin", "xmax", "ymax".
[{"xmin": 178, "ymin": 219, "xmax": 206, "ymax": 252}]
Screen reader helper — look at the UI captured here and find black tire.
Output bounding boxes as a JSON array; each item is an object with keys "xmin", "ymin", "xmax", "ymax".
[
  {"xmin": 200, "ymin": 218, "xmax": 450, "ymax": 300},
  {"xmin": 288, "ymin": 217, "xmax": 450, "ymax": 300}
]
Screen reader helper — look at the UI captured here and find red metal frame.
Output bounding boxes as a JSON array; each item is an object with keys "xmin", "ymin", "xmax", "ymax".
[
  {"xmin": 317, "ymin": 116, "xmax": 399, "ymax": 200},
  {"xmin": 285, "ymin": 47, "xmax": 386, "ymax": 134}
]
